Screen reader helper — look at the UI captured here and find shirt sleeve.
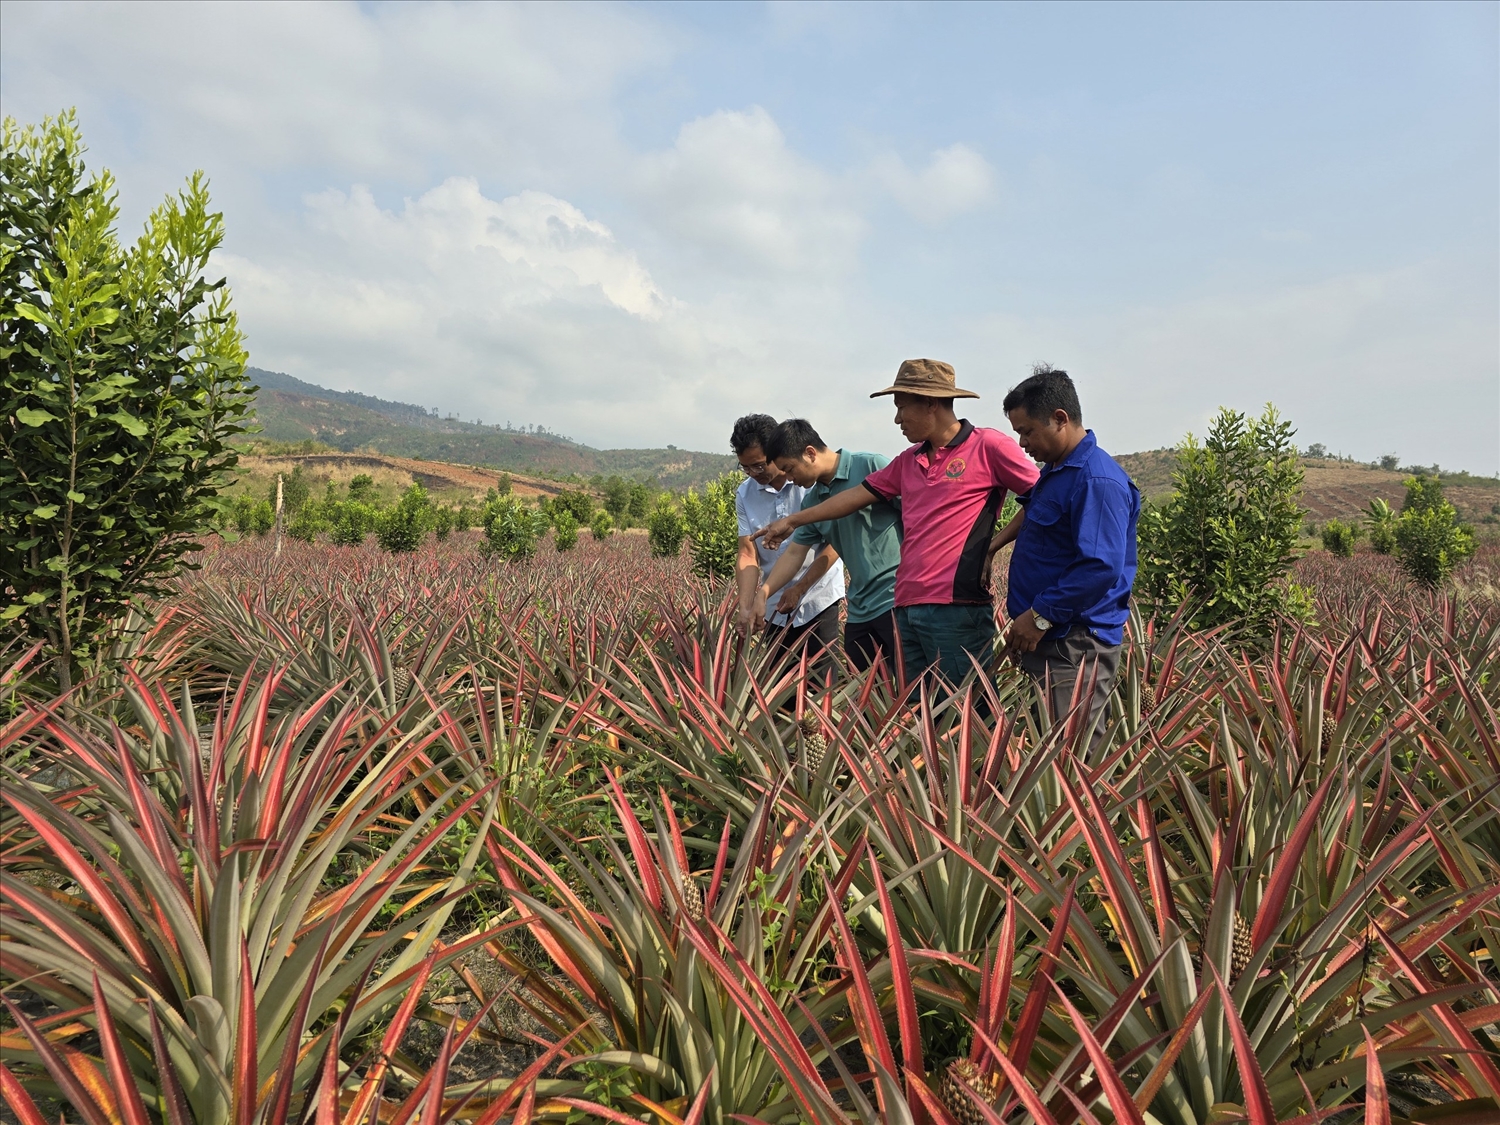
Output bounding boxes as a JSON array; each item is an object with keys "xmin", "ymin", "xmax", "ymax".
[
  {"xmin": 983, "ymin": 430, "xmax": 1041, "ymax": 495},
  {"xmin": 862, "ymin": 453, "xmax": 903, "ymax": 500},
  {"xmin": 735, "ymin": 489, "xmax": 753, "ymax": 538},
  {"xmin": 1028, "ymin": 475, "xmax": 1134, "ymax": 626}
]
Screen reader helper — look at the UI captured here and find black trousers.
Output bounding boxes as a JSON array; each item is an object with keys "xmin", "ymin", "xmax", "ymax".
[
  {"xmin": 767, "ymin": 600, "xmax": 843, "ymax": 670},
  {"xmin": 1020, "ymin": 625, "xmax": 1121, "ymax": 748},
  {"xmin": 844, "ymin": 610, "xmax": 897, "ymax": 673}
]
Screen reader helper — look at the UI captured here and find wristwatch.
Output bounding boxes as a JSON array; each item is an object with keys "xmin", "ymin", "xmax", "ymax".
[{"xmin": 1030, "ymin": 610, "xmax": 1053, "ymax": 632}]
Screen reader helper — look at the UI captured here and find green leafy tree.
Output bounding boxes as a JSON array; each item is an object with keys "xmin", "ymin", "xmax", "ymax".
[
  {"xmin": 347, "ymin": 473, "xmax": 377, "ymax": 502},
  {"xmin": 431, "ymin": 504, "xmax": 455, "ymax": 541},
  {"xmin": 375, "ymin": 481, "xmax": 430, "ymax": 552},
  {"xmin": 603, "ymin": 476, "xmax": 631, "ymax": 523},
  {"xmin": 552, "ymin": 487, "xmax": 594, "ymax": 525},
  {"xmin": 627, "ymin": 481, "xmax": 652, "ymax": 524},
  {"xmin": 1393, "ymin": 476, "xmax": 1474, "ymax": 588},
  {"xmin": 1136, "ymin": 404, "xmax": 1312, "ymax": 634},
  {"xmin": 482, "ymin": 495, "xmax": 539, "ymax": 561},
  {"xmin": 590, "ymin": 510, "xmax": 613, "ymax": 541},
  {"xmin": 230, "ymin": 495, "xmax": 273, "ymax": 536},
  {"xmin": 285, "ymin": 505, "xmax": 325, "ymax": 543},
  {"xmin": 270, "ymin": 464, "xmax": 309, "ymax": 514},
  {"xmin": 553, "ymin": 508, "xmax": 580, "ymax": 552},
  {"xmin": 329, "ymin": 502, "xmax": 374, "ymax": 547},
  {"xmin": 681, "ymin": 473, "xmax": 739, "ymax": 580},
  {"xmin": 1, "ymin": 112, "xmax": 253, "ymax": 687},
  {"xmin": 1320, "ymin": 518, "xmax": 1360, "ymax": 558},
  {"xmin": 647, "ymin": 498, "xmax": 685, "ymax": 559},
  {"xmin": 495, "ymin": 472, "xmax": 512, "ymax": 496},
  {"xmin": 1365, "ymin": 498, "xmax": 1397, "ymax": 554}
]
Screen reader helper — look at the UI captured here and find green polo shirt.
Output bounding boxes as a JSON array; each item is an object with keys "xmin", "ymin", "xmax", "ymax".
[{"xmin": 792, "ymin": 450, "xmax": 901, "ymax": 624}]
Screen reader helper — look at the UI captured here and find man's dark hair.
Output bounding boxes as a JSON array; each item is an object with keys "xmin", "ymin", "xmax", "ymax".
[
  {"xmin": 1002, "ymin": 364, "xmax": 1082, "ymax": 424},
  {"xmin": 765, "ymin": 418, "xmax": 827, "ymax": 462},
  {"xmin": 730, "ymin": 414, "xmax": 779, "ymax": 456}
]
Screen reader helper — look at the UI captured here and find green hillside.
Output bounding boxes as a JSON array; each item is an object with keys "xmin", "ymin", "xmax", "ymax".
[{"xmin": 246, "ymin": 368, "xmax": 737, "ymax": 489}]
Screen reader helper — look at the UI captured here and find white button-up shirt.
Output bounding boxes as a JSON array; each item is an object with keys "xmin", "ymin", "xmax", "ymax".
[{"xmin": 735, "ymin": 476, "xmax": 845, "ymax": 627}]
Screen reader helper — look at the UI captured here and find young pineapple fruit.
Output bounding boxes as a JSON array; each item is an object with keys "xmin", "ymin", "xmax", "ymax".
[
  {"xmin": 1319, "ymin": 716, "xmax": 1332, "ymax": 754},
  {"xmin": 799, "ymin": 712, "xmax": 828, "ymax": 773},
  {"xmin": 1231, "ymin": 911, "xmax": 1254, "ymax": 981},
  {"xmin": 942, "ymin": 1059, "xmax": 1001, "ymax": 1125},
  {"xmin": 1140, "ymin": 681, "xmax": 1157, "ymax": 717},
  {"xmin": 392, "ymin": 665, "xmax": 411, "ymax": 700},
  {"xmin": 1192, "ymin": 912, "xmax": 1255, "ymax": 982},
  {"xmin": 679, "ymin": 873, "xmax": 705, "ymax": 923}
]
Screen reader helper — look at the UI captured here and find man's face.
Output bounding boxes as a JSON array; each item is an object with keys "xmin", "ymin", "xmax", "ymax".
[
  {"xmin": 1007, "ymin": 407, "xmax": 1069, "ymax": 463},
  {"xmin": 738, "ymin": 444, "xmax": 785, "ymax": 488},
  {"xmin": 774, "ymin": 448, "xmax": 820, "ymax": 488},
  {"xmin": 892, "ymin": 393, "xmax": 940, "ymax": 445}
]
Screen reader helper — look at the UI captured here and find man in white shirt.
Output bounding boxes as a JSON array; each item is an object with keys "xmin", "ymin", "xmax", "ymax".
[{"xmin": 730, "ymin": 414, "xmax": 845, "ymax": 668}]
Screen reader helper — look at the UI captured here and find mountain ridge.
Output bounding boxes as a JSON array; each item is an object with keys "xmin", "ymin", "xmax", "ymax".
[{"xmin": 246, "ymin": 367, "xmax": 739, "ymax": 488}]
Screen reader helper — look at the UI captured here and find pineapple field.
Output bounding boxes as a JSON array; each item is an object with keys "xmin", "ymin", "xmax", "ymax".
[{"xmin": 3, "ymin": 533, "xmax": 1499, "ymax": 1125}]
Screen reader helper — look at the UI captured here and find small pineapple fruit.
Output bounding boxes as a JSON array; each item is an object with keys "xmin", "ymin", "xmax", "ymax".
[
  {"xmin": 392, "ymin": 665, "xmax": 412, "ymax": 700},
  {"xmin": 942, "ymin": 1059, "xmax": 1001, "ymax": 1125},
  {"xmin": 799, "ymin": 712, "xmax": 828, "ymax": 773},
  {"xmin": 679, "ymin": 874, "xmax": 705, "ymax": 923},
  {"xmin": 1319, "ymin": 717, "xmax": 1332, "ymax": 754},
  {"xmin": 1231, "ymin": 911, "xmax": 1254, "ymax": 982},
  {"xmin": 1141, "ymin": 681, "xmax": 1157, "ymax": 717}
]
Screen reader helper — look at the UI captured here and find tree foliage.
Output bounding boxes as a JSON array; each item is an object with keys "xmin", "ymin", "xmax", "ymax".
[
  {"xmin": 1393, "ymin": 476, "xmax": 1474, "ymax": 588},
  {"xmin": 681, "ymin": 472, "xmax": 739, "ymax": 581},
  {"xmin": 1, "ymin": 111, "xmax": 253, "ymax": 686},
  {"xmin": 374, "ymin": 481, "xmax": 430, "ymax": 553},
  {"xmin": 1136, "ymin": 404, "xmax": 1312, "ymax": 634},
  {"xmin": 482, "ymin": 495, "xmax": 540, "ymax": 561},
  {"xmin": 1365, "ymin": 498, "xmax": 1397, "ymax": 555},
  {"xmin": 1319, "ymin": 518, "xmax": 1360, "ymax": 558},
  {"xmin": 646, "ymin": 497, "xmax": 685, "ymax": 559}
]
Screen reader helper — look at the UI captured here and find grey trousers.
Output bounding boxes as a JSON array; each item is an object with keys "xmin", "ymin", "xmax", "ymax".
[{"xmin": 1020, "ymin": 625, "xmax": 1121, "ymax": 747}]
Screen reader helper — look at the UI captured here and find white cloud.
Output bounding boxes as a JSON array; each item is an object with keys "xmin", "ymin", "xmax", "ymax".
[
  {"xmin": 959, "ymin": 261, "xmax": 1498, "ymax": 471},
  {"xmin": 635, "ymin": 107, "xmax": 866, "ymax": 274},
  {"xmin": 875, "ymin": 143, "xmax": 996, "ymax": 224}
]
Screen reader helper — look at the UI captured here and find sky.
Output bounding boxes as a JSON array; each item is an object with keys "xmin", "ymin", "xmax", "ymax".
[{"xmin": 3, "ymin": 1, "xmax": 1497, "ymax": 471}]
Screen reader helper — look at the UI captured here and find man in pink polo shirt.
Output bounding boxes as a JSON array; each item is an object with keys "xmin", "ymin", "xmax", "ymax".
[{"xmin": 756, "ymin": 359, "xmax": 1038, "ymax": 687}]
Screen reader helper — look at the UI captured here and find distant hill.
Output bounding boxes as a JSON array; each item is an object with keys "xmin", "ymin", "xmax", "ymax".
[{"xmin": 246, "ymin": 368, "xmax": 737, "ymax": 489}]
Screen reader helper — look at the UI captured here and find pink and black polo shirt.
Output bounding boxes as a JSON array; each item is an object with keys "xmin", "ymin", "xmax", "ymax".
[{"xmin": 862, "ymin": 421, "xmax": 1039, "ymax": 607}]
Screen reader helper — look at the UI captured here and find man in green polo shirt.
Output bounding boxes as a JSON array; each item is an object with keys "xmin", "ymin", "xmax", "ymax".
[{"xmin": 758, "ymin": 419, "xmax": 901, "ymax": 672}]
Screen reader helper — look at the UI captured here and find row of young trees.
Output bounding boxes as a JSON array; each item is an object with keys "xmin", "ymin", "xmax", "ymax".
[{"xmin": 1320, "ymin": 476, "xmax": 1476, "ymax": 585}]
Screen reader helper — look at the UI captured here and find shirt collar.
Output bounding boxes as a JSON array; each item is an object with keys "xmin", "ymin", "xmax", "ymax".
[
  {"xmin": 756, "ymin": 477, "xmax": 795, "ymax": 494},
  {"xmin": 920, "ymin": 419, "xmax": 974, "ymax": 455},
  {"xmin": 1041, "ymin": 429, "xmax": 1097, "ymax": 476},
  {"xmin": 831, "ymin": 449, "xmax": 852, "ymax": 482}
]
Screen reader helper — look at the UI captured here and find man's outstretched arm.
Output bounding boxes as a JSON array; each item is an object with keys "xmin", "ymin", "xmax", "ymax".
[{"xmin": 753, "ymin": 485, "xmax": 877, "ymax": 550}]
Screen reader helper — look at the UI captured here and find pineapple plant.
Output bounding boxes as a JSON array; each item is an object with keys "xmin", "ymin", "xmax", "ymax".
[{"xmin": 679, "ymin": 871, "xmax": 705, "ymax": 923}]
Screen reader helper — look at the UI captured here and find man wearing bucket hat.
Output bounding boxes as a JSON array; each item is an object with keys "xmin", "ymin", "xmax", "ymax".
[{"xmin": 755, "ymin": 359, "xmax": 1038, "ymax": 688}]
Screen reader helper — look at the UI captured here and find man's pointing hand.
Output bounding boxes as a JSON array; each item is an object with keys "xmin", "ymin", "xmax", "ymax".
[{"xmin": 752, "ymin": 517, "xmax": 796, "ymax": 551}]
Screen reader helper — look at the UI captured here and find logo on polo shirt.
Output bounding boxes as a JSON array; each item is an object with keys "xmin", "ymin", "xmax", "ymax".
[{"xmin": 944, "ymin": 457, "xmax": 967, "ymax": 480}]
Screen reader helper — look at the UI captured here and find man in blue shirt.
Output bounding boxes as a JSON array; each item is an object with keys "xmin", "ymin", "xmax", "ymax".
[{"xmin": 986, "ymin": 366, "xmax": 1140, "ymax": 744}]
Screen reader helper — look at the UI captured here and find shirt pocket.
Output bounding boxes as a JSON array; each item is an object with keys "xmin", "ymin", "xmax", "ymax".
[{"xmin": 1022, "ymin": 496, "xmax": 1070, "ymax": 557}]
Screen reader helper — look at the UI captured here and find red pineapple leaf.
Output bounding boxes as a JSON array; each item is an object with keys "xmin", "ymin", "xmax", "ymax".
[
  {"xmin": 1213, "ymin": 966, "xmax": 1276, "ymax": 1125},
  {"xmin": 1374, "ymin": 922, "xmax": 1500, "ymax": 1097},
  {"xmin": 0, "ymin": 1061, "xmax": 48, "ymax": 1125},
  {"xmin": 1049, "ymin": 983, "xmax": 1147, "ymax": 1125},
  {"xmin": 970, "ymin": 889, "xmax": 1016, "ymax": 1066},
  {"xmin": 0, "ymin": 996, "xmax": 112, "ymax": 1125},
  {"xmin": 1009, "ymin": 880, "xmax": 1077, "ymax": 1076},
  {"xmin": 1363, "ymin": 1026, "xmax": 1391, "ymax": 1125},
  {"xmin": 1251, "ymin": 768, "xmax": 1338, "ymax": 952},
  {"xmin": 234, "ymin": 938, "xmax": 258, "ymax": 1125},
  {"xmin": 868, "ymin": 841, "xmax": 925, "ymax": 1094},
  {"xmin": 91, "ymin": 971, "xmax": 151, "ymax": 1125},
  {"xmin": 826, "ymin": 879, "xmax": 900, "ymax": 1116},
  {"xmin": 149, "ymin": 1006, "xmax": 192, "ymax": 1125}
]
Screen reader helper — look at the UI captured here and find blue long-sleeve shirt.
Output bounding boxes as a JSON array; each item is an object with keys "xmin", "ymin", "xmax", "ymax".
[{"xmin": 1006, "ymin": 431, "xmax": 1140, "ymax": 646}]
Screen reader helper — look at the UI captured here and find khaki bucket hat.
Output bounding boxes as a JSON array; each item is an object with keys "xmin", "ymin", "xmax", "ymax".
[{"xmin": 870, "ymin": 358, "xmax": 979, "ymax": 399}]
